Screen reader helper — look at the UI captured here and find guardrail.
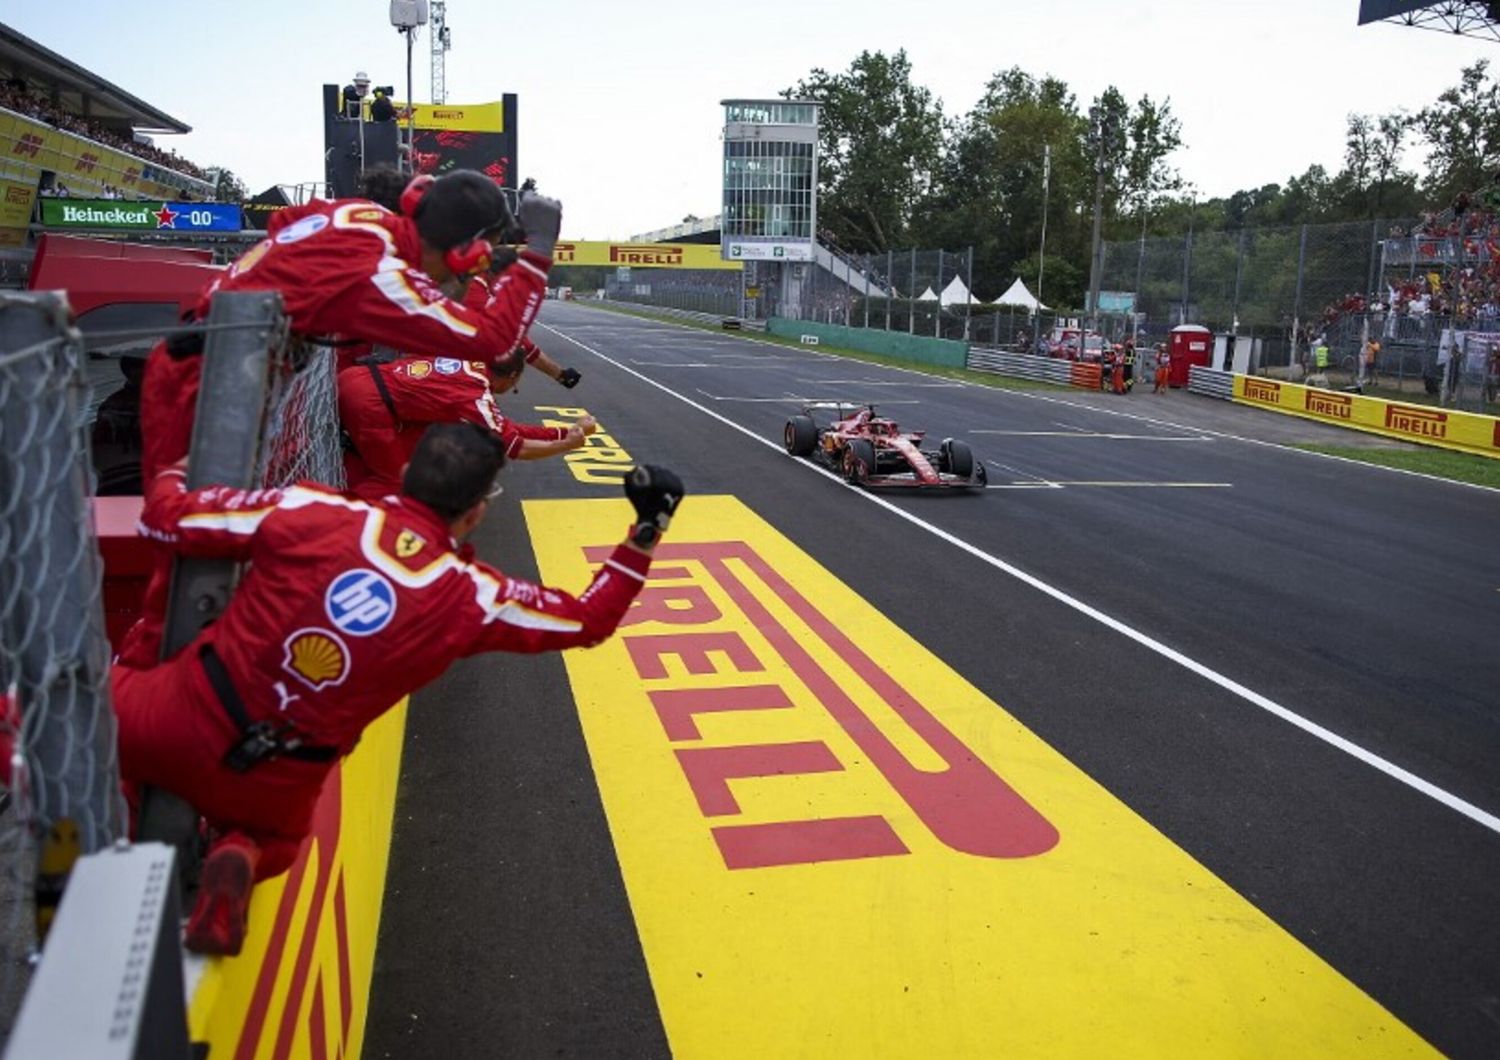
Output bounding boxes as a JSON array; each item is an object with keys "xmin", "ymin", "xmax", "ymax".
[
  {"xmin": 594, "ymin": 298, "xmax": 765, "ymax": 331},
  {"xmin": 967, "ymin": 346, "xmax": 1103, "ymax": 390},
  {"xmin": 1188, "ymin": 364, "xmax": 1235, "ymax": 399}
]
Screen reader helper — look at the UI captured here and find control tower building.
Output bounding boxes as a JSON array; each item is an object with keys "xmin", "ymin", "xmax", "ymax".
[{"xmin": 720, "ymin": 99, "xmax": 819, "ymax": 319}]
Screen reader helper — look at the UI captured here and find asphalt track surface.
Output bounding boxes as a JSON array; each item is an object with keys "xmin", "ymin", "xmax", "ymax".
[{"xmin": 367, "ymin": 301, "xmax": 1500, "ymax": 1059}]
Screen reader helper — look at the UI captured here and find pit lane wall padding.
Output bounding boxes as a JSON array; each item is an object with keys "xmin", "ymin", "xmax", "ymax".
[
  {"xmin": 186, "ymin": 701, "xmax": 407, "ymax": 1059},
  {"xmin": 1189, "ymin": 365, "xmax": 1500, "ymax": 459},
  {"xmin": 766, "ymin": 318, "xmax": 968, "ymax": 369}
]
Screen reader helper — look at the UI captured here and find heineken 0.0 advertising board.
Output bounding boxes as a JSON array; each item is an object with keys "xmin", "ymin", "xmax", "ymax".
[{"xmin": 40, "ymin": 199, "xmax": 242, "ymax": 232}]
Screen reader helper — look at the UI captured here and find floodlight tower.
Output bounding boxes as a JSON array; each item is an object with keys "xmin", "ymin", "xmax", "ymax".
[{"xmin": 431, "ymin": 1, "xmax": 452, "ymax": 105}]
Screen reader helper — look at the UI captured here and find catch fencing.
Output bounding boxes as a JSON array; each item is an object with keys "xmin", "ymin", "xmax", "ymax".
[
  {"xmin": 0, "ymin": 292, "xmax": 126, "ymax": 1039},
  {"xmin": 0, "ymin": 289, "xmax": 343, "ymax": 1043},
  {"xmin": 1093, "ymin": 216, "xmax": 1500, "ymax": 414}
]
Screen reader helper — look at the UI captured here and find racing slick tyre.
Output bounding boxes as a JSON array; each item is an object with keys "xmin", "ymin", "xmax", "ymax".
[
  {"xmin": 939, "ymin": 438, "xmax": 975, "ymax": 479},
  {"xmin": 843, "ymin": 438, "xmax": 876, "ymax": 484},
  {"xmin": 784, "ymin": 415, "xmax": 818, "ymax": 457}
]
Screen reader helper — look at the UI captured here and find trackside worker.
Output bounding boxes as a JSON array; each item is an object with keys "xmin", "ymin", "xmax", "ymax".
[
  {"xmin": 1314, "ymin": 336, "xmax": 1331, "ymax": 372},
  {"xmin": 121, "ymin": 173, "xmax": 563, "ymax": 669},
  {"xmin": 1121, "ymin": 339, "xmax": 1136, "ymax": 392},
  {"xmin": 338, "ymin": 345, "xmax": 595, "ymax": 501},
  {"xmin": 1153, "ymin": 344, "xmax": 1170, "ymax": 393},
  {"xmin": 117, "ymin": 424, "xmax": 685, "ymax": 955}
]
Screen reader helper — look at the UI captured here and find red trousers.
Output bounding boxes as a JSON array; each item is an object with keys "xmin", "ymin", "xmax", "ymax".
[
  {"xmin": 337, "ymin": 367, "xmax": 419, "ymax": 502},
  {"xmin": 113, "ymin": 659, "xmax": 333, "ymax": 880}
]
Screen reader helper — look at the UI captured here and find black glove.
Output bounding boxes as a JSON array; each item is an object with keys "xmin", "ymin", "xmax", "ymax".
[
  {"xmin": 517, "ymin": 191, "xmax": 562, "ymax": 259},
  {"xmin": 557, "ymin": 367, "xmax": 582, "ymax": 389},
  {"xmin": 624, "ymin": 465, "xmax": 684, "ymax": 547}
]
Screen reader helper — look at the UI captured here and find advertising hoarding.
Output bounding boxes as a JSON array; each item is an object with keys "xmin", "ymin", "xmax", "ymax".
[{"xmin": 39, "ymin": 199, "xmax": 242, "ymax": 232}]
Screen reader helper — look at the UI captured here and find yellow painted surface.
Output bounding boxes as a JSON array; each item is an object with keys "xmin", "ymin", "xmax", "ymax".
[
  {"xmin": 188, "ymin": 701, "xmax": 406, "ymax": 1060},
  {"xmin": 1233, "ymin": 373, "xmax": 1500, "ymax": 459},
  {"xmin": 527, "ymin": 495, "xmax": 1434, "ymax": 1059}
]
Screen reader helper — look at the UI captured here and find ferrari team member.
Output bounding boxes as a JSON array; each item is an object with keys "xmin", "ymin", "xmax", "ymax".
[
  {"xmin": 338, "ymin": 345, "xmax": 594, "ymax": 500},
  {"xmin": 465, "ymin": 266, "xmax": 583, "ymax": 389},
  {"xmin": 121, "ymin": 172, "xmax": 563, "ymax": 669},
  {"xmin": 118, "ymin": 424, "xmax": 685, "ymax": 955}
]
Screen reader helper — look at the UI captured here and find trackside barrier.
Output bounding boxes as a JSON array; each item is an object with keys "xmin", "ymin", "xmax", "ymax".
[
  {"xmin": 968, "ymin": 347, "xmax": 1104, "ymax": 390},
  {"xmin": 5, "ymin": 844, "xmax": 190, "ymax": 1060},
  {"xmin": 1187, "ymin": 365, "xmax": 1236, "ymax": 399},
  {"xmin": 1190, "ymin": 365, "xmax": 1500, "ymax": 459},
  {"xmin": 766, "ymin": 318, "xmax": 968, "ymax": 368}
]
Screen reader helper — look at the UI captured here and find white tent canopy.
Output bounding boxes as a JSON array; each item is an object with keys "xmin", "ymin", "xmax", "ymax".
[
  {"xmin": 916, "ymin": 286, "xmax": 939, "ymax": 302},
  {"xmin": 939, "ymin": 275, "xmax": 983, "ymax": 306},
  {"xmin": 992, "ymin": 278, "xmax": 1049, "ymax": 312}
]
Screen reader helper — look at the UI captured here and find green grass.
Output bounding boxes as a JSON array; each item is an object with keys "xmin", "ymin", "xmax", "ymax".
[
  {"xmin": 574, "ymin": 299, "xmax": 1071, "ymax": 392},
  {"xmin": 1293, "ymin": 443, "xmax": 1500, "ymax": 488}
]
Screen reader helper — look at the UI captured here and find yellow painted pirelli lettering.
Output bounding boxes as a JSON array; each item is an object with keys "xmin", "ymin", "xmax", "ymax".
[
  {"xmin": 534, "ymin": 405, "xmax": 634, "ymax": 484},
  {"xmin": 526, "ymin": 495, "xmax": 1432, "ymax": 1059}
]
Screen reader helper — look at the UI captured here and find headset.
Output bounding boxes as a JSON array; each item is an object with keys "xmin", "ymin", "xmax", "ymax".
[{"xmin": 400, "ymin": 174, "xmax": 495, "ymax": 276}]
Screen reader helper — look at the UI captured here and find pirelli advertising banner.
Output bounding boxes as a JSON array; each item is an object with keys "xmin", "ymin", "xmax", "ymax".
[
  {"xmin": 0, "ymin": 176, "xmax": 36, "ymax": 246},
  {"xmin": 1233, "ymin": 374, "xmax": 1500, "ymax": 459},
  {"xmin": 552, "ymin": 241, "xmax": 742, "ymax": 271},
  {"xmin": 0, "ymin": 107, "xmax": 209, "ymax": 199}
]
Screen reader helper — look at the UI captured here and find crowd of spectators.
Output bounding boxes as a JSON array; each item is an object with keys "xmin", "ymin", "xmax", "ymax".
[{"xmin": 0, "ymin": 77, "xmax": 209, "ymax": 182}]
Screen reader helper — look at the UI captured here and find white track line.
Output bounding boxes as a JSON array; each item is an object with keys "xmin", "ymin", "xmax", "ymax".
[{"xmin": 538, "ymin": 319, "xmax": 1500, "ymax": 838}]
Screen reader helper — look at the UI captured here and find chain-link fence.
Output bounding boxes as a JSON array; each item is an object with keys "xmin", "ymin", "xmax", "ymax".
[
  {"xmin": 1092, "ymin": 216, "xmax": 1500, "ymax": 413},
  {"xmin": 0, "ymin": 292, "xmax": 127, "ymax": 1039},
  {"xmin": 0, "ymin": 289, "xmax": 344, "ymax": 1043}
]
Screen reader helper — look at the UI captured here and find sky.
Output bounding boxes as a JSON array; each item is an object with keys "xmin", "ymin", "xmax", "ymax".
[{"xmin": 7, "ymin": 2, "xmax": 1496, "ymax": 239}]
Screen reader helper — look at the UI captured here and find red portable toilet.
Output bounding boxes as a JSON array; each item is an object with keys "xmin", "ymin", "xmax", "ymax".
[{"xmin": 1168, "ymin": 324, "xmax": 1212, "ymax": 387}]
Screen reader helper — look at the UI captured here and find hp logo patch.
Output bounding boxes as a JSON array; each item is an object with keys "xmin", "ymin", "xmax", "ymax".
[{"xmin": 325, "ymin": 569, "xmax": 396, "ymax": 636}]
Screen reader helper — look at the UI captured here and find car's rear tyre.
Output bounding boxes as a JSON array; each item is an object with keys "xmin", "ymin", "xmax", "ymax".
[
  {"xmin": 784, "ymin": 415, "xmax": 817, "ymax": 456},
  {"xmin": 843, "ymin": 438, "xmax": 875, "ymax": 483},
  {"xmin": 940, "ymin": 438, "xmax": 975, "ymax": 478}
]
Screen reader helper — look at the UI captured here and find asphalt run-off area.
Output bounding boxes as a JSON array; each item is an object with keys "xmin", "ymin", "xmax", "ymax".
[{"xmin": 366, "ymin": 300, "xmax": 1499, "ymax": 1060}]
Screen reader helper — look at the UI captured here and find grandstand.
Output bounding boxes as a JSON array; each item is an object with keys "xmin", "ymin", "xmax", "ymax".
[{"xmin": 0, "ymin": 22, "xmax": 214, "ymax": 226}]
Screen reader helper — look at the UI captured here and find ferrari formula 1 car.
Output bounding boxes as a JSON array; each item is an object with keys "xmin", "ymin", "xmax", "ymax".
[{"xmin": 781, "ymin": 402, "xmax": 987, "ymax": 490}]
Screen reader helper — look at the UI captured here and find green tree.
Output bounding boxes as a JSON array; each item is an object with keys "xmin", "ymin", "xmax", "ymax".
[
  {"xmin": 211, "ymin": 166, "xmax": 248, "ymax": 204},
  {"xmin": 915, "ymin": 67, "xmax": 1091, "ymax": 305},
  {"xmin": 1414, "ymin": 60, "xmax": 1500, "ymax": 203},
  {"xmin": 786, "ymin": 50, "xmax": 945, "ymax": 253}
]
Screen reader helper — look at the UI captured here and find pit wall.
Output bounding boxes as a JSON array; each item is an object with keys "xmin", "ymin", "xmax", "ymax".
[
  {"xmin": 186, "ymin": 703, "xmax": 407, "ymax": 1060},
  {"xmin": 1188, "ymin": 365, "xmax": 1500, "ymax": 460},
  {"xmin": 766, "ymin": 318, "xmax": 968, "ymax": 369}
]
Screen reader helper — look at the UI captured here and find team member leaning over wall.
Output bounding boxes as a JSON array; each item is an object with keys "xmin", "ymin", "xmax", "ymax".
[{"xmin": 115, "ymin": 425, "xmax": 684, "ymax": 955}]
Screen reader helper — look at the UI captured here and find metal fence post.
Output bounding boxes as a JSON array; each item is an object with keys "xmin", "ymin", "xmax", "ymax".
[
  {"xmin": 137, "ymin": 291, "xmax": 286, "ymax": 852},
  {"xmin": 1291, "ymin": 223, "xmax": 1309, "ymax": 367},
  {"xmin": 885, "ymin": 249, "xmax": 893, "ymax": 331},
  {"xmin": 934, "ymin": 250, "xmax": 944, "ymax": 338},
  {"xmin": 964, "ymin": 247, "xmax": 974, "ymax": 341},
  {"xmin": 900, "ymin": 250, "xmax": 912, "ymax": 335}
]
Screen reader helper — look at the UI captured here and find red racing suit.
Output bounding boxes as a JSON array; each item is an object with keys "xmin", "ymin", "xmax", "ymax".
[
  {"xmin": 124, "ymin": 199, "xmax": 550, "ymax": 667},
  {"xmin": 337, "ymin": 356, "xmax": 570, "ymax": 500},
  {"xmin": 115, "ymin": 470, "xmax": 651, "ymax": 878}
]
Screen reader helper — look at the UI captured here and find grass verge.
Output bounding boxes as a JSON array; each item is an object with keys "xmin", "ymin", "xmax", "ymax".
[
  {"xmin": 1293, "ymin": 443, "xmax": 1500, "ymax": 488},
  {"xmin": 574, "ymin": 299, "xmax": 1071, "ymax": 392}
]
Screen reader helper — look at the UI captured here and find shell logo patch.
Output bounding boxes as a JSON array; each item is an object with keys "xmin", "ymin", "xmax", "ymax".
[
  {"xmin": 282, "ymin": 628, "xmax": 351, "ymax": 691},
  {"xmin": 404, "ymin": 360, "xmax": 432, "ymax": 379}
]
